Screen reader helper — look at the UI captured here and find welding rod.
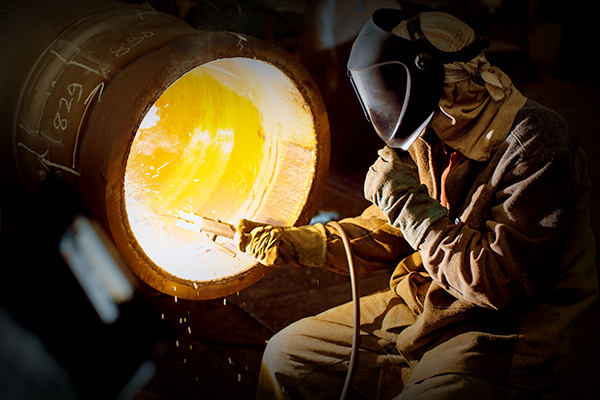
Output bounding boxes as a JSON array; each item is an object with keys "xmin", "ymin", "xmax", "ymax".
[
  {"xmin": 176, "ymin": 211, "xmax": 237, "ymax": 239},
  {"xmin": 174, "ymin": 211, "xmax": 304, "ymax": 268}
]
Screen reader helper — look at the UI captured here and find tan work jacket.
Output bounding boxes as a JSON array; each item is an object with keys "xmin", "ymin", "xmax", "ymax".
[{"xmin": 323, "ymin": 99, "xmax": 598, "ymax": 391}]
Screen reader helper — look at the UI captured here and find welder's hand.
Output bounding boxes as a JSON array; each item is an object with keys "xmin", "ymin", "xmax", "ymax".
[
  {"xmin": 364, "ymin": 146, "xmax": 448, "ymax": 249},
  {"xmin": 236, "ymin": 219, "xmax": 327, "ymax": 268}
]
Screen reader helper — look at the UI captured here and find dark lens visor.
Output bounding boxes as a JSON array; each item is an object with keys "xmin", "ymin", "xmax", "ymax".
[
  {"xmin": 349, "ymin": 61, "xmax": 431, "ymax": 150},
  {"xmin": 349, "ymin": 61, "xmax": 409, "ymax": 145}
]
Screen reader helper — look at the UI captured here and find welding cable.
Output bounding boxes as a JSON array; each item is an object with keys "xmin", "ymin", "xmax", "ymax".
[
  {"xmin": 326, "ymin": 220, "xmax": 360, "ymax": 400},
  {"xmin": 236, "ymin": 218, "xmax": 360, "ymax": 399}
]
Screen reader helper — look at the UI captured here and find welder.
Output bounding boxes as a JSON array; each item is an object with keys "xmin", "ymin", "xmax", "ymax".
[{"xmin": 236, "ymin": 9, "xmax": 598, "ymax": 400}]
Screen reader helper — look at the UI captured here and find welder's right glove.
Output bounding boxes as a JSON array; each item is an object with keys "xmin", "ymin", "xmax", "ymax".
[{"xmin": 236, "ymin": 219, "xmax": 327, "ymax": 268}]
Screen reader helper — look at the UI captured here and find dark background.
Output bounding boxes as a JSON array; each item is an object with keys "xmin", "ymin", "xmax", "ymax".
[{"xmin": 1, "ymin": 1, "xmax": 599, "ymax": 399}]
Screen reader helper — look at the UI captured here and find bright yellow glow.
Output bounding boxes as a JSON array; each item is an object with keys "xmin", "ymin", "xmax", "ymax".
[
  {"xmin": 126, "ymin": 68, "xmax": 264, "ymax": 222},
  {"xmin": 124, "ymin": 58, "xmax": 318, "ymax": 283}
]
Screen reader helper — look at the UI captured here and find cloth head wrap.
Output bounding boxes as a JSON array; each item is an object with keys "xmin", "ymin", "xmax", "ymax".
[{"xmin": 392, "ymin": 12, "xmax": 527, "ymax": 161}]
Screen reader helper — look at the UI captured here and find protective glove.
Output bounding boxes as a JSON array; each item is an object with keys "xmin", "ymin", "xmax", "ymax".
[
  {"xmin": 236, "ymin": 219, "xmax": 327, "ymax": 267},
  {"xmin": 364, "ymin": 146, "xmax": 448, "ymax": 249}
]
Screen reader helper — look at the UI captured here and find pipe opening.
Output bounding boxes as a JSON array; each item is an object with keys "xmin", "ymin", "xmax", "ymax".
[{"xmin": 124, "ymin": 57, "xmax": 317, "ymax": 284}]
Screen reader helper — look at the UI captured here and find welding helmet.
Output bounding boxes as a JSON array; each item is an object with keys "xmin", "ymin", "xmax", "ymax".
[{"xmin": 347, "ymin": 9, "xmax": 490, "ymax": 150}]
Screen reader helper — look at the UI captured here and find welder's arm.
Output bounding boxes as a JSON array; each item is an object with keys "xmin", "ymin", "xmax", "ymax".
[
  {"xmin": 366, "ymin": 144, "xmax": 590, "ymax": 310},
  {"xmin": 364, "ymin": 146, "xmax": 448, "ymax": 249},
  {"xmin": 322, "ymin": 205, "xmax": 415, "ymax": 276},
  {"xmin": 236, "ymin": 205, "xmax": 414, "ymax": 273},
  {"xmin": 416, "ymin": 146, "xmax": 587, "ymax": 310}
]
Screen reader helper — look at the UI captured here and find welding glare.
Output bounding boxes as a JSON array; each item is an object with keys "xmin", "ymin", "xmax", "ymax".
[{"xmin": 122, "ymin": 57, "xmax": 320, "ymax": 289}]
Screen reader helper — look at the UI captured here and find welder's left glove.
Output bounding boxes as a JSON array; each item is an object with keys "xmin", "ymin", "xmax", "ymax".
[
  {"xmin": 364, "ymin": 146, "xmax": 448, "ymax": 249},
  {"xmin": 236, "ymin": 219, "xmax": 327, "ymax": 268}
]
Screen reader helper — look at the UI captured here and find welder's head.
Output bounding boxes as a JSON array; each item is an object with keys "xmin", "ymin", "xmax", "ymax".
[{"xmin": 347, "ymin": 9, "xmax": 490, "ymax": 150}]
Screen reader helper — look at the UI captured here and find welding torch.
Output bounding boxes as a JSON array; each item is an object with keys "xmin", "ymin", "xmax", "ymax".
[
  {"xmin": 175, "ymin": 211, "xmax": 237, "ymax": 239},
  {"xmin": 174, "ymin": 211, "xmax": 302, "ymax": 267}
]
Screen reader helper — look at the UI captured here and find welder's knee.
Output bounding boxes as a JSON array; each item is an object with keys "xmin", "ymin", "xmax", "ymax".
[
  {"xmin": 258, "ymin": 315, "xmax": 356, "ymax": 399},
  {"xmin": 261, "ymin": 325, "xmax": 301, "ymax": 380},
  {"xmin": 258, "ymin": 322, "xmax": 318, "ymax": 399}
]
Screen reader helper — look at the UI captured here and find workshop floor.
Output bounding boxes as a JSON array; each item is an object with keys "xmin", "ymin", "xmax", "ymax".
[{"xmin": 134, "ymin": 22, "xmax": 600, "ymax": 400}]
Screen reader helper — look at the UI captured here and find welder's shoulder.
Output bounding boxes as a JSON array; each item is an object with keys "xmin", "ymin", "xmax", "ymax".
[{"xmin": 507, "ymin": 98, "xmax": 580, "ymax": 160}]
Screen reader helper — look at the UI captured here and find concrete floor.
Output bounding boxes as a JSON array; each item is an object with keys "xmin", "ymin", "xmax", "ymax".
[{"xmin": 134, "ymin": 20, "xmax": 600, "ymax": 400}]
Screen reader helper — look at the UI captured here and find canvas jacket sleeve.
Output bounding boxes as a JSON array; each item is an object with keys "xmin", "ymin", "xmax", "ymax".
[
  {"xmin": 415, "ymin": 102, "xmax": 593, "ymax": 310},
  {"xmin": 321, "ymin": 205, "xmax": 414, "ymax": 276}
]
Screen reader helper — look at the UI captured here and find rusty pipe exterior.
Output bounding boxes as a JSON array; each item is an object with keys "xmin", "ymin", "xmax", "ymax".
[{"xmin": 0, "ymin": 0, "xmax": 330, "ymax": 300}]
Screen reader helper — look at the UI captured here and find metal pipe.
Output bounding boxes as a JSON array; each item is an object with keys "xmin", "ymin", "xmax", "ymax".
[{"xmin": 0, "ymin": 0, "xmax": 330, "ymax": 300}]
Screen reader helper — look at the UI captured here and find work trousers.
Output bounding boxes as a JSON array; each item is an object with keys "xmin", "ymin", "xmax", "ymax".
[{"xmin": 256, "ymin": 289, "xmax": 540, "ymax": 400}]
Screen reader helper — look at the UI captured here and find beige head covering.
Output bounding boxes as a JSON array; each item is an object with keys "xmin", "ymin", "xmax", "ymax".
[{"xmin": 392, "ymin": 12, "xmax": 527, "ymax": 161}]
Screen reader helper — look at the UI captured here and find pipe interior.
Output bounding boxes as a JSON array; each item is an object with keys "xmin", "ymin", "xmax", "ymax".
[{"xmin": 124, "ymin": 57, "xmax": 317, "ymax": 283}]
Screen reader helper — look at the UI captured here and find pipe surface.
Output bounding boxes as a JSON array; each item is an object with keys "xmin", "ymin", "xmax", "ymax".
[{"xmin": 0, "ymin": 0, "xmax": 330, "ymax": 300}]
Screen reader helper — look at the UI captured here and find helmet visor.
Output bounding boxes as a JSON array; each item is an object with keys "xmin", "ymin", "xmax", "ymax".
[{"xmin": 350, "ymin": 61, "xmax": 428, "ymax": 150}]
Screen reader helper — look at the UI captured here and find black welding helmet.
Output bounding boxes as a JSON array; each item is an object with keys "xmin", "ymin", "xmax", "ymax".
[{"xmin": 347, "ymin": 9, "xmax": 490, "ymax": 150}]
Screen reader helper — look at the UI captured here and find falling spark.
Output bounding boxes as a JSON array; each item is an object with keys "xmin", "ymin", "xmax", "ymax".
[
  {"xmin": 228, "ymin": 357, "xmax": 232, "ymax": 365},
  {"xmin": 176, "ymin": 340, "xmax": 179, "ymax": 347},
  {"xmin": 238, "ymin": 374, "xmax": 241, "ymax": 382},
  {"xmin": 175, "ymin": 296, "xmax": 178, "ymax": 302},
  {"xmin": 188, "ymin": 327, "xmax": 192, "ymax": 334},
  {"xmin": 223, "ymin": 298, "xmax": 227, "ymax": 305}
]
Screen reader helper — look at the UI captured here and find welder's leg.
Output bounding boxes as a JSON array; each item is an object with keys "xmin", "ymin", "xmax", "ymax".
[{"xmin": 257, "ymin": 289, "xmax": 412, "ymax": 400}]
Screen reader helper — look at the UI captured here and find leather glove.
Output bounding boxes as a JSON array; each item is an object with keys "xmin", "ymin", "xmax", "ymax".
[
  {"xmin": 236, "ymin": 219, "xmax": 327, "ymax": 267},
  {"xmin": 364, "ymin": 146, "xmax": 448, "ymax": 249}
]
